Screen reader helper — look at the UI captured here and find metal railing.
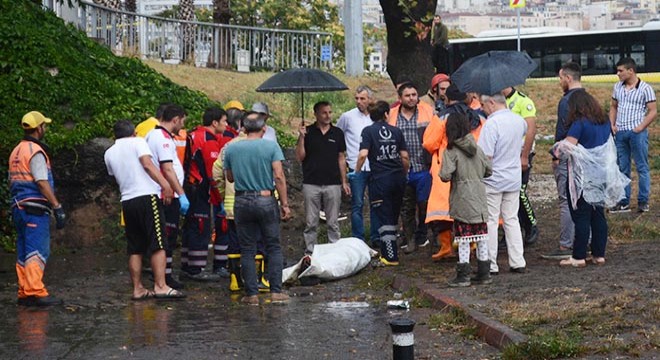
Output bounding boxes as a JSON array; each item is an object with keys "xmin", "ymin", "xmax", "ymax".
[{"xmin": 44, "ymin": 1, "xmax": 334, "ymax": 70}]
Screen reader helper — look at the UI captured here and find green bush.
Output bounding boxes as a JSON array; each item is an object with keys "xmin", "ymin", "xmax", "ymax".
[{"xmin": 0, "ymin": 1, "xmax": 219, "ymax": 251}]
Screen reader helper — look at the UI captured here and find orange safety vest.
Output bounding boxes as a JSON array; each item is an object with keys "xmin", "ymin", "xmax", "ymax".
[
  {"xmin": 174, "ymin": 129, "xmax": 187, "ymax": 166},
  {"xmin": 423, "ymin": 113, "xmax": 485, "ymax": 223},
  {"xmin": 8, "ymin": 140, "xmax": 53, "ymax": 205}
]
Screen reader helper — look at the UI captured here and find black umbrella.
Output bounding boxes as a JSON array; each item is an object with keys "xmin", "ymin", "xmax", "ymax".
[
  {"xmin": 256, "ymin": 68, "xmax": 349, "ymax": 125},
  {"xmin": 451, "ymin": 51, "xmax": 538, "ymax": 96}
]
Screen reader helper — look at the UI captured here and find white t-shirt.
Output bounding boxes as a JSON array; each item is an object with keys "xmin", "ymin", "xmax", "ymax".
[
  {"xmin": 263, "ymin": 125, "xmax": 278, "ymax": 143},
  {"xmin": 478, "ymin": 108, "xmax": 527, "ymax": 192},
  {"xmin": 336, "ymin": 107, "xmax": 373, "ymax": 171},
  {"xmin": 104, "ymin": 137, "xmax": 160, "ymax": 201},
  {"xmin": 145, "ymin": 126, "xmax": 184, "ymax": 197}
]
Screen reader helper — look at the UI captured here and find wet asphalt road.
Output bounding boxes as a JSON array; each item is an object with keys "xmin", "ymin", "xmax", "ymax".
[{"xmin": 0, "ymin": 250, "xmax": 497, "ymax": 359}]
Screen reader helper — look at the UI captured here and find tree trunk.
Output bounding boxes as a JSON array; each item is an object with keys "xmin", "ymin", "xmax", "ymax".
[
  {"xmin": 178, "ymin": 0, "xmax": 196, "ymax": 64},
  {"xmin": 210, "ymin": 0, "xmax": 232, "ymax": 68},
  {"xmin": 379, "ymin": 0, "xmax": 436, "ymax": 95}
]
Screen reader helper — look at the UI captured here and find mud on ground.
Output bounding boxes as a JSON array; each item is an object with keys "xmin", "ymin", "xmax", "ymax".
[{"xmin": 278, "ymin": 173, "xmax": 659, "ymax": 359}]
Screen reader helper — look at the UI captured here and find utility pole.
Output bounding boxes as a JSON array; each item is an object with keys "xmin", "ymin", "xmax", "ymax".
[{"xmin": 344, "ymin": 0, "xmax": 364, "ymax": 76}]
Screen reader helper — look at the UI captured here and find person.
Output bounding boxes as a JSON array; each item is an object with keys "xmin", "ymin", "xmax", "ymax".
[
  {"xmin": 145, "ymin": 104, "xmax": 190, "ymax": 288},
  {"xmin": 424, "ymin": 84, "xmax": 485, "ymax": 261},
  {"xmin": 104, "ymin": 120, "xmax": 185, "ymax": 300},
  {"xmin": 388, "ymin": 82, "xmax": 435, "ymax": 254},
  {"xmin": 420, "ymin": 73, "xmax": 451, "ymax": 114},
  {"xmin": 251, "ymin": 102, "xmax": 278, "ymax": 143},
  {"xmin": 609, "ymin": 57, "xmax": 657, "ymax": 213},
  {"xmin": 336, "ymin": 85, "xmax": 380, "ymax": 248},
  {"xmin": 181, "ymin": 107, "xmax": 228, "ymax": 280},
  {"xmin": 136, "ymin": 103, "xmax": 187, "ymax": 164},
  {"xmin": 542, "ymin": 62, "xmax": 583, "ymax": 260},
  {"xmin": 553, "ymin": 91, "xmax": 624, "ymax": 267},
  {"xmin": 502, "ymin": 86, "xmax": 539, "ymax": 246},
  {"xmin": 223, "ymin": 100, "xmax": 245, "ymax": 140},
  {"xmin": 223, "ymin": 112, "xmax": 291, "ymax": 305},
  {"xmin": 10, "ymin": 111, "xmax": 66, "ymax": 306},
  {"xmin": 213, "ymin": 115, "xmax": 251, "ymax": 292},
  {"xmin": 355, "ymin": 101, "xmax": 409, "ymax": 265},
  {"xmin": 477, "ymin": 93, "xmax": 527, "ymax": 275},
  {"xmin": 430, "ymin": 14, "xmax": 449, "ymax": 74},
  {"xmin": 440, "ymin": 113, "xmax": 492, "ymax": 287},
  {"xmin": 296, "ymin": 101, "xmax": 350, "ymax": 255}
]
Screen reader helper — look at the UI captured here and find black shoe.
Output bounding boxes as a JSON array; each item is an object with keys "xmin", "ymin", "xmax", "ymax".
[
  {"xmin": 34, "ymin": 295, "xmax": 63, "ymax": 307},
  {"xmin": 17, "ymin": 296, "xmax": 36, "ymax": 306},
  {"xmin": 490, "ymin": 271, "xmax": 499, "ymax": 276},
  {"xmin": 510, "ymin": 267, "xmax": 527, "ymax": 274},
  {"xmin": 524, "ymin": 226, "xmax": 539, "ymax": 246},
  {"xmin": 166, "ymin": 274, "xmax": 185, "ymax": 290}
]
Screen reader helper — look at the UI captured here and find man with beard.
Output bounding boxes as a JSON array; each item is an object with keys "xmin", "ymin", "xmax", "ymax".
[{"xmin": 387, "ymin": 82, "xmax": 436, "ymax": 256}]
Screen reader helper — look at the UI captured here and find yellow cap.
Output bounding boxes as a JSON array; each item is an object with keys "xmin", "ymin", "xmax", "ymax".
[
  {"xmin": 22, "ymin": 111, "xmax": 52, "ymax": 129},
  {"xmin": 224, "ymin": 100, "xmax": 244, "ymax": 111}
]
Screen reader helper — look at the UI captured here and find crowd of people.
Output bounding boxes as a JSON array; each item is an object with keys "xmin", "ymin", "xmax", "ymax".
[{"xmin": 8, "ymin": 57, "xmax": 654, "ymax": 306}]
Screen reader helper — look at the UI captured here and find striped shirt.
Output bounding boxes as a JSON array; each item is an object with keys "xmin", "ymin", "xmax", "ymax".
[
  {"xmin": 397, "ymin": 109, "xmax": 425, "ymax": 173},
  {"xmin": 612, "ymin": 79, "xmax": 656, "ymax": 131}
]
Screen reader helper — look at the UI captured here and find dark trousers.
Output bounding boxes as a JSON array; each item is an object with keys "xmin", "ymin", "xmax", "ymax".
[
  {"xmin": 163, "ymin": 198, "xmax": 180, "ymax": 275},
  {"xmin": 518, "ymin": 152, "xmax": 537, "ymax": 234},
  {"xmin": 401, "ymin": 170, "xmax": 431, "ymax": 244},
  {"xmin": 567, "ymin": 187, "xmax": 608, "ymax": 260},
  {"xmin": 182, "ymin": 185, "xmax": 211, "ymax": 274},
  {"xmin": 432, "ymin": 44, "xmax": 449, "ymax": 74},
  {"xmin": 370, "ymin": 173, "xmax": 406, "ymax": 262},
  {"xmin": 234, "ymin": 194, "xmax": 283, "ymax": 296}
]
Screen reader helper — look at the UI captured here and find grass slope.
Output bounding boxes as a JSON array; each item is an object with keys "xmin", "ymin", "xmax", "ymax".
[{"xmin": 0, "ymin": 0, "xmax": 217, "ymax": 248}]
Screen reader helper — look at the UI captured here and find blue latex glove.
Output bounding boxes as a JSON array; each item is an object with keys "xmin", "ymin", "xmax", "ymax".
[{"xmin": 178, "ymin": 193, "xmax": 190, "ymax": 215}]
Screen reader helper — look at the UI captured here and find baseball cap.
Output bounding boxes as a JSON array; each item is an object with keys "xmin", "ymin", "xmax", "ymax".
[
  {"xmin": 22, "ymin": 111, "xmax": 52, "ymax": 129},
  {"xmin": 224, "ymin": 100, "xmax": 244, "ymax": 111},
  {"xmin": 431, "ymin": 73, "xmax": 450, "ymax": 90},
  {"xmin": 251, "ymin": 102, "xmax": 270, "ymax": 115}
]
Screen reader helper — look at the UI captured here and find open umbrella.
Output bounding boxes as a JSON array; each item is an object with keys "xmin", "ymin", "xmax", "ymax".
[
  {"xmin": 256, "ymin": 68, "xmax": 348, "ymax": 125},
  {"xmin": 451, "ymin": 51, "xmax": 538, "ymax": 96}
]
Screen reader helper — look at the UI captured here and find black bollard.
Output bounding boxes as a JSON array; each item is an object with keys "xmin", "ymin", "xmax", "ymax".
[{"xmin": 389, "ymin": 318, "xmax": 415, "ymax": 360}]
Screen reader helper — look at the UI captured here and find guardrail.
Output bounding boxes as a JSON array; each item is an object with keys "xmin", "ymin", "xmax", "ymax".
[{"xmin": 44, "ymin": 0, "xmax": 334, "ymax": 71}]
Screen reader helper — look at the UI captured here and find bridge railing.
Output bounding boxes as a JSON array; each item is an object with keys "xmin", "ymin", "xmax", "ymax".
[{"xmin": 44, "ymin": 1, "xmax": 334, "ymax": 70}]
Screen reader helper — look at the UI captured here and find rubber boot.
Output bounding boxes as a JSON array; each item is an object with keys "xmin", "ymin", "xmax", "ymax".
[
  {"xmin": 228, "ymin": 254, "xmax": 243, "ymax": 292},
  {"xmin": 255, "ymin": 254, "xmax": 270, "ymax": 292},
  {"xmin": 448, "ymin": 263, "xmax": 471, "ymax": 287},
  {"xmin": 471, "ymin": 260, "xmax": 493, "ymax": 285},
  {"xmin": 432, "ymin": 230, "xmax": 455, "ymax": 261}
]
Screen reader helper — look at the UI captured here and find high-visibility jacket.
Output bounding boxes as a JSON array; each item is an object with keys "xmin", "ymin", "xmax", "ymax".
[
  {"xmin": 174, "ymin": 129, "xmax": 187, "ymax": 165},
  {"xmin": 212, "ymin": 133, "xmax": 248, "ymax": 220},
  {"xmin": 184, "ymin": 126, "xmax": 215, "ymax": 185},
  {"xmin": 9, "ymin": 139, "xmax": 54, "ymax": 206},
  {"xmin": 423, "ymin": 110, "xmax": 484, "ymax": 223},
  {"xmin": 135, "ymin": 117, "xmax": 159, "ymax": 138}
]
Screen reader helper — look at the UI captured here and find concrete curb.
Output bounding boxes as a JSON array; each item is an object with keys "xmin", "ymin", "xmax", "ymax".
[{"xmin": 392, "ymin": 275, "xmax": 528, "ymax": 350}]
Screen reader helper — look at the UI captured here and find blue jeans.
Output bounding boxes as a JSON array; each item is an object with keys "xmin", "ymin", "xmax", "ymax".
[
  {"xmin": 615, "ymin": 129, "xmax": 650, "ymax": 205},
  {"xmin": 567, "ymin": 190, "xmax": 608, "ymax": 260},
  {"xmin": 348, "ymin": 170, "xmax": 380, "ymax": 244},
  {"xmin": 234, "ymin": 195, "xmax": 283, "ymax": 296}
]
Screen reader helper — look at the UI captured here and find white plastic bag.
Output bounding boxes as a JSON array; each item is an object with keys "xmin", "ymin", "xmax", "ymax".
[
  {"xmin": 282, "ymin": 237, "xmax": 378, "ymax": 284},
  {"xmin": 554, "ymin": 136, "xmax": 630, "ymax": 209}
]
